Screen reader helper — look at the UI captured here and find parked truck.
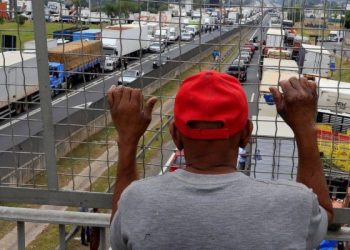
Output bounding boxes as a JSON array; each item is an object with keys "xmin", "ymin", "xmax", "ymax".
[
  {"xmin": 154, "ymin": 27, "xmax": 170, "ymax": 44},
  {"xmin": 298, "ymin": 44, "xmax": 331, "ymax": 78},
  {"xmin": 102, "ymin": 24, "xmax": 149, "ymax": 71},
  {"xmin": 263, "ymin": 28, "xmax": 285, "ymax": 55},
  {"xmin": 168, "ymin": 26, "xmax": 180, "ymax": 42},
  {"xmin": 0, "ymin": 51, "xmax": 40, "ymax": 118},
  {"xmin": 48, "ymin": 40, "xmax": 103, "ymax": 94}
]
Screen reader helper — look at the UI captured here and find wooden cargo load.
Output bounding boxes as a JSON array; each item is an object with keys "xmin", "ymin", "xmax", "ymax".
[{"xmin": 48, "ymin": 40, "xmax": 102, "ymax": 71}]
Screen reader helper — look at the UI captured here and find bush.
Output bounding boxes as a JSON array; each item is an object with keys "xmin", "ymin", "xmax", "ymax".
[
  {"xmin": 15, "ymin": 15, "xmax": 26, "ymax": 25},
  {"xmin": 0, "ymin": 17, "xmax": 4, "ymax": 25}
]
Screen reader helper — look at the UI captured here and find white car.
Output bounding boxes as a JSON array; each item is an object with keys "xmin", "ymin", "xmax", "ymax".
[
  {"xmin": 181, "ymin": 33, "xmax": 193, "ymax": 41},
  {"xmin": 118, "ymin": 70, "xmax": 143, "ymax": 86},
  {"xmin": 149, "ymin": 42, "xmax": 166, "ymax": 53}
]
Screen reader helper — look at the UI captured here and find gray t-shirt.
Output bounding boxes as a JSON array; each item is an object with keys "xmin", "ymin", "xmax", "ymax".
[{"xmin": 110, "ymin": 170, "xmax": 328, "ymax": 250}]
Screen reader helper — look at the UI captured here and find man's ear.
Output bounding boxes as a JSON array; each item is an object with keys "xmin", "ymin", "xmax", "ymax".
[
  {"xmin": 170, "ymin": 121, "xmax": 184, "ymax": 150},
  {"xmin": 239, "ymin": 120, "xmax": 253, "ymax": 148}
]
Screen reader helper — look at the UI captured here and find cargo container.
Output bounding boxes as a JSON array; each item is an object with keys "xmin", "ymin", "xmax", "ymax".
[
  {"xmin": 264, "ymin": 28, "xmax": 285, "ymax": 54},
  {"xmin": 298, "ymin": 44, "xmax": 331, "ymax": 78},
  {"xmin": 0, "ymin": 51, "xmax": 39, "ymax": 118},
  {"xmin": 52, "ymin": 26, "xmax": 89, "ymax": 41},
  {"xmin": 72, "ymin": 29, "xmax": 102, "ymax": 41}
]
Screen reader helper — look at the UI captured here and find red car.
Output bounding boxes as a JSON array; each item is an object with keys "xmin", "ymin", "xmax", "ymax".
[
  {"xmin": 243, "ymin": 43, "xmax": 256, "ymax": 54},
  {"xmin": 168, "ymin": 150, "xmax": 186, "ymax": 172}
]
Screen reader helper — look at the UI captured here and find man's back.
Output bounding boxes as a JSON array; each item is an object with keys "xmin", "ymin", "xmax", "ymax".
[{"xmin": 110, "ymin": 170, "xmax": 327, "ymax": 250}]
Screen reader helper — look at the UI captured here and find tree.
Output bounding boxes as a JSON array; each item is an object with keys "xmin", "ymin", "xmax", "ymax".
[
  {"xmin": 344, "ymin": 10, "xmax": 350, "ymax": 29},
  {"xmin": 103, "ymin": 0, "xmax": 137, "ymax": 20}
]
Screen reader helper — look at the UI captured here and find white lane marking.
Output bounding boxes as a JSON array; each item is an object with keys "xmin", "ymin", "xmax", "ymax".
[
  {"xmin": 72, "ymin": 102, "xmax": 93, "ymax": 110},
  {"xmin": 158, "ymin": 152, "xmax": 175, "ymax": 175},
  {"xmin": 250, "ymin": 92, "xmax": 255, "ymax": 103}
]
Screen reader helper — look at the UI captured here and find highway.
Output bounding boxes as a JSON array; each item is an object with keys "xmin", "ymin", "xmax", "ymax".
[{"xmin": 0, "ymin": 18, "xmax": 269, "ymax": 175}]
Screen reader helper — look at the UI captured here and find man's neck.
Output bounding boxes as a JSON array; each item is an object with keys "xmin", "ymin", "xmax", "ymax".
[{"xmin": 185, "ymin": 164, "xmax": 237, "ymax": 175}]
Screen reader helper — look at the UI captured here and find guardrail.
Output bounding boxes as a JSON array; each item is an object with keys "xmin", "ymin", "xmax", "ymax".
[{"xmin": 0, "ymin": 206, "xmax": 350, "ymax": 250}]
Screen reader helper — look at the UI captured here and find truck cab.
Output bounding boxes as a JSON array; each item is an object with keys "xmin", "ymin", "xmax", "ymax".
[
  {"xmin": 49, "ymin": 62, "xmax": 65, "ymax": 95},
  {"xmin": 102, "ymin": 46, "xmax": 119, "ymax": 71}
]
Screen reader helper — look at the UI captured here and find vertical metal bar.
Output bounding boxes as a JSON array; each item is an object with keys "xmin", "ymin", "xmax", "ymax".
[
  {"xmin": 17, "ymin": 221, "xmax": 25, "ymax": 250},
  {"xmin": 99, "ymin": 227, "xmax": 106, "ymax": 250},
  {"xmin": 59, "ymin": 224, "xmax": 66, "ymax": 250},
  {"xmin": 32, "ymin": 0, "xmax": 58, "ymax": 190}
]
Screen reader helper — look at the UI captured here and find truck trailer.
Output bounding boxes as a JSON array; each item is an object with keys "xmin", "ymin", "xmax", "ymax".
[
  {"xmin": 0, "ymin": 51, "xmax": 40, "ymax": 118},
  {"xmin": 48, "ymin": 40, "xmax": 103, "ymax": 94},
  {"xmin": 298, "ymin": 44, "xmax": 331, "ymax": 78},
  {"xmin": 101, "ymin": 24, "xmax": 149, "ymax": 71},
  {"xmin": 264, "ymin": 28, "xmax": 285, "ymax": 54}
]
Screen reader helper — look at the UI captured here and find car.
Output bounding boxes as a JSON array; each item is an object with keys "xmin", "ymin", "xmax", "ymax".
[
  {"xmin": 117, "ymin": 70, "xmax": 143, "ymax": 85},
  {"xmin": 235, "ymin": 54, "xmax": 250, "ymax": 66},
  {"xmin": 153, "ymin": 56, "xmax": 170, "ymax": 69},
  {"xmin": 226, "ymin": 64, "xmax": 247, "ymax": 82},
  {"xmin": 149, "ymin": 41, "xmax": 166, "ymax": 53},
  {"xmin": 243, "ymin": 43, "xmax": 255, "ymax": 54},
  {"xmin": 168, "ymin": 150, "xmax": 186, "ymax": 172},
  {"xmin": 238, "ymin": 51, "xmax": 251, "ymax": 62},
  {"xmin": 242, "ymin": 47, "xmax": 253, "ymax": 57},
  {"xmin": 181, "ymin": 32, "xmax": 193, "ymax": 41}
]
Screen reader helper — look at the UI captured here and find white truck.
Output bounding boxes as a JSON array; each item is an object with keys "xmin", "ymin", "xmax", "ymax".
[
  {"xmin": 316, "ymin": 78, "xmax": 350, "ymax": 114},
  {"xmin": 298, "ymin": 44, "xmax": 331, "ymax": 78},
  {"xmin": 154, "ymin": 27, "xmax": 170, "ymax": 44},
  {"xmin": 0, "ymin": 51, "xmax": 40, "ymax": 118},
  {"xmin": 102, "ymin": 24, "xmax": 149, "ymax": 71},
  {"xmin": 266, "ymin": 28, "xmax": 285, "ymax": 49},
  {"xmin": 329, "ymin": 30, "xmax": 344, "ymax": 42},
  {"xmin": 168, "ymin": 26, "xmax": 180, "ymax": 42}
]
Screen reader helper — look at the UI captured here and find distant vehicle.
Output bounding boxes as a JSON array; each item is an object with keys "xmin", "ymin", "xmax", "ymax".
[
  {"xmin": 236, "ymin": 54, "xmax": 250, "ymax": 66},
  {"xmin": 168, "ymin": 150, "xmax": 186, "ymax": 172},
  {"xmin": 168, "ymin": 26, "xmax": 180, "ymax": 42},
  {"xmin": 329, "ymin": 30, "xmax": 344, "ymax": 42},
  {"xmin": 181, "ymin": 33, "xmax": 193, "ymax": 41},
  {"xmin": 232, "ymin": 58, "xmax": 246, "ymax": 66},
  {"xmin": 53, "ymin": 26, "xmax": 89, "ymax": 42},
  {"xmin": 185, "ymin": 25, "xmax": 199, "ymax": 37},
  {"xmin": 242, "ymin": 47, "xmax": 253, "ymax": 57},
  {"xmin": 239, "ymin": 51, "xmax": 251, "ymax": 62},
  {"xmin": 153, "ymin": 56, "xmax": 170, "ymax": 69},
  {"xmin": 226, "ymin": 64, "xmax": 247, "ymax": 82},
  {"xmin": 154, "ymin": 28, "xmax": 169, "ymax": 44},
  {"xmin": 117, "ymin": 70, "xmax": 143, "ymax": 86},
  {"xmin": 149, "ymin": 41, "xmax": 166, "ymax": 53}
]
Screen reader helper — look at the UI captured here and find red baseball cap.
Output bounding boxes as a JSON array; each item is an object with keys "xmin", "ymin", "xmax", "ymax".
[{"xmin": 174, "ymin": 70, "xmax": 248, "ymax": 140}]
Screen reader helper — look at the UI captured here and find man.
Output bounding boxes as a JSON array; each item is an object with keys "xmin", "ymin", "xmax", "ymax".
[{"xmin": 108, "ymin": 70, "xmax": 333, "ymax": 249}]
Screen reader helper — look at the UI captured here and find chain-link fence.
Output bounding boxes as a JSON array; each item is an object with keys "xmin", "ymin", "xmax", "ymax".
[{"xmin": 0, "ymin": 0, "xmax": 349, "ymax": 216}]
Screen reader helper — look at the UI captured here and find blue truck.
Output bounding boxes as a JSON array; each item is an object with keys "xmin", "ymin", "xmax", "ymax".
[
  {"xmin": 52, "ymin": 26, "xmax": 89, "ymax": 42},
  {"xmin": 72, "ymin": 29, "xmax": 102, "ymax": 41},
  {"xmin": 48, "ymin": 40, "xmax": 103, "ymax": 95}
]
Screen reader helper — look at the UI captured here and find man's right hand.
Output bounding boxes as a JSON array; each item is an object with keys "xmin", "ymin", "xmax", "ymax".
[{"xmin": 269, "ymin": 77, "xmax": 318, "ymax": 132}]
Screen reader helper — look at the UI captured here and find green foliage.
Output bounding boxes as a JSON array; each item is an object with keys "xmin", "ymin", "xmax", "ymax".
[
  {"xmin": 103, "ymin": 0, "xmax": 138, "ymax": 18},
  {"xmin": 344, "ymin": 11, "xmax": 350, "ymax": 29},
  {"xmin": 0, "ymin": 17, "xmax": 4, "ymax": 25},
  {"xmin": 15, "ymin": 15, "xmax": 26, "ymax": 25}
]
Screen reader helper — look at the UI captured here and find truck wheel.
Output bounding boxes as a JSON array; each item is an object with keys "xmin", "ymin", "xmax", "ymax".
[
  {"xmin": 14, "ymin": 102, "xmax": 23, "ymax": 115},
  {"xmin": 67, "ymin": 78, "xmax": 73, "ymax": 89}
]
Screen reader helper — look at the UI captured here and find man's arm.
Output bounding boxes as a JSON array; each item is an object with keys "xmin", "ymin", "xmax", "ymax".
[
  {"xmin": 270, "ymin": 77, "xmax": 333, "ymax": 224},
  {"xmin": 107, "ymin": 85, "xmax": 157, "ymax": 221}
]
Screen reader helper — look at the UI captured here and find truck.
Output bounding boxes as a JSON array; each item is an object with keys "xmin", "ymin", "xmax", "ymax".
[
  {"xmin": 168, "ymin": 26, "xmax": 180, "ymax": 42},
  {"xmin": 48, "ymin": 40, "xmax": 103, "ymax": 94},
  {"xmin": 264, "ymin": 28, "xmax": 285, "ymax": 55},
  {"xmin": 0, "ymin": 51, "xmax": 40, "ymax": 118},
  {"xmin": 154, "ymin": 27, "xmax": 170, "ymax": 44},
  {"xmin": 72, "ymin": 29, "xmax": 102, "ymax": 41},
  {"xmin": 53, "ymin": 26, "xmax": 89, "ymax": 42},
  {"xmin": 259, "ymin": 58, "xmax": 298, "ymax": 80},
  {"xmin": 185, "ymin": 24, "xmax": 199, "ymax": 37},
  {"xmin": 298, "ymin": 44, "xmax": 331, "ymax": 78},
  {"xmin": 316, "ymin": 78, "xmax": 350, "ymax": 114},
  {"xmin": 101, "ymin": 24, "xmax": 149, "ymax": 71},
  {"xmin": 329, "ymin": 30, "xmax": 344, "ymax": 42}
]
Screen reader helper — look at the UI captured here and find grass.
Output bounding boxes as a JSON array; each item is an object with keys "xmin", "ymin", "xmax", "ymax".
[
  {"xmin": 332, "ymin": 57, "xmax": 350, "ymax": 83},
  {"xmin": 0, "ymin": 20, "xmax": 103, "ymax": 49}
]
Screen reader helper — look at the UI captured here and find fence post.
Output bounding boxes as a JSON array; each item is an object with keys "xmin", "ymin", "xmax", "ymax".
[
  {"xmin": 17, "ymin": 221, "xmax": 25, "ymax": 250},
  {"xmin": 59, "ymin": 224, "xmax": 66, "ymax": 250},
  {"xmin": 32, "ymin": 0, "xmax": 58, "ymax": 190}
]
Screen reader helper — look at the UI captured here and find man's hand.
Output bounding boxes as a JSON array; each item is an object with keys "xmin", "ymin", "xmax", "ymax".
[
  {"xmin": 107, "ymin": 85, "xmax": 157, "ymax": 144},
  {"xmin": 269, "ymin": 77, "xmax": 317, "ymax": 132}
]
